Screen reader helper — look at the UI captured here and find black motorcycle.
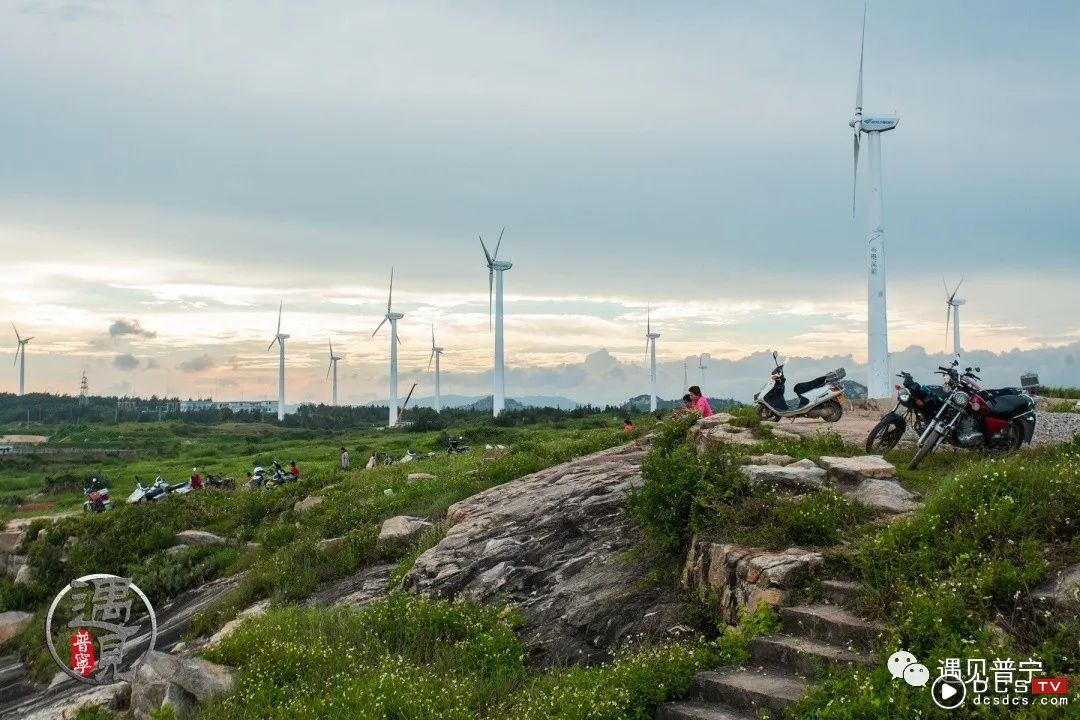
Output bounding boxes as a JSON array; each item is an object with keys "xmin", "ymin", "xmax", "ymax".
[
  {"xmin": 865, "ymin": 371, "xmax": 948, "ymax": 453},
  {"xmin": 447, "ymin": 436, "xmax": 470, "ymax": 455}
]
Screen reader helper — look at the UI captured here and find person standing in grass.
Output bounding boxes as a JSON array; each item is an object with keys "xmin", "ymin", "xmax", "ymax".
[
  {"xmin": 688, "ymin": 385, "xmax": 713, "ymax": 418},
  {"xmin": 366, "ymin": 452, "xmax": 377, "ymax": 470},
  {"xmin": 340, "ymin": 446, "xmax": 350, "ymax": 471},
  {"xmin": 190, "ymin": 467, "xmax": 202, "ymax": 490}
]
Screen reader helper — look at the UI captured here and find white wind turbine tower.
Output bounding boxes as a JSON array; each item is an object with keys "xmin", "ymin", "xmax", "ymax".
[
  {"xmin": 850, "ymin": 4, "xmax": 900, "ymax": 399},
  {"xmin": 372, "ymin": 269, "xmax": 404, "ymax": 427},
  {"xmin": 480, "ymin": 228, "xmax": 512, "ymax": 417},
  {"xmin": 266, "ymin": 301, "xmax": 289, "ymax": 421},
  {"xmin": 644, "ymin": 308, "xmax": 660, "ymax": 412},
  {"xmin": 326, "ymin": 339, "xmax": 342, "ymax": 406},
  {"xmin": 698, "ymin": 354, "xmax": 708, "ymax": 388},
  {"xmin": 944, "ymin": 279, "xmax": 965, "ymax": 358},
  {"xmin": 12, "ymin": 325, "xmax": 33, "ymax": 397},
  {"xmin": 428, "ymin": 324, "xmax": 444, "ymax": 413}
]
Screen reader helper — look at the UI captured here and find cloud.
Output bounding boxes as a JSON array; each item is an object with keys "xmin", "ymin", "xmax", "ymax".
[
  {"xmin": 178, "ymin": 353, "xmax": 216, "ymax": 373},
  {"xmin": 113, "ymin": 353, "xmax": 139, "ymax": 370},
  {"xmin": 109, "ymin": 318, "xmax": 156, "ymax": 338}
]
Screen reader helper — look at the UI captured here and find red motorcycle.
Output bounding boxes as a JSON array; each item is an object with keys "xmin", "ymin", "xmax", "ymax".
[{"xmin": 907, "ymin": 362, "xmax": 1036, "ymax": 470}]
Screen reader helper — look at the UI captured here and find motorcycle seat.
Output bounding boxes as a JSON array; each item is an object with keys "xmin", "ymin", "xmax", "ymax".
[
  {"xmin": 982, "ymin": 394, "xmax": 1032, "ymax": 418},
  {"xmin": 793, "ymin": 376, "xmax": 828, "ymax": 397}
]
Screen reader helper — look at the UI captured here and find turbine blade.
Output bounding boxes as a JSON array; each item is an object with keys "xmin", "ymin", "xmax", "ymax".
[
  {"xmin": 953, "ymin": 278, "xmax": 964, "ymax": 298},
  {"xmin": 388, "ymin": 267, "xmax": 394, "ymax": 312},
  {"xmin": 479, "ymin": 236, "xmax": 492, "ymax": 266},
  {"xmin": 942, "ymin": 276, "xmax": 950, "ymax": 298},
  {"xmin": 11, "ymin": 324, "xmax": 20, "ymax": 343},
  {"xmin": 856, "ymin": 3, "xmax": 866, "ymax": 112},
  {"xmin": 395, "ymin": 331, "xmax": 402, "ymax": 346},
  {"xmin": 431, "ymin": 322, "xmax": 435, "ymax": 349},
  {"xmin": 488, "ymin": 268, "xmax": 494, "ymax": 331},
  {"xmin": 276, "ymin": 300, "xmax": 282, "ymax": 336},
  {"xmin": 372, "ymin": 316, "xmax": 388, "ymax": 338},
  {"xmin": 326, "ymin": 360, "xmax": 332, "ymax": 381},
  {"xmin": 645, "ymin": 337, "xmax": 649, "ymax": 357},
  {"xmin": 328, "ymin": 339, "xmax": 333, "ymax": 357},
  {"xmin": 267, "ymin": 337, "xmax": 277, "ymax": 352},
  {"xmin": 647, "ymin": 305, "xmax": 651, "ymax": 335},
  {"xmin": 12, "ymin": 345, "xmax": 19, "ymax": 367},
  {"xmin": 493, "ymin": 227, "xmax": 504, "ymax": 260},
  {"xmin": 427, "ymin": 348, "xmax": 434, "ymax": 371},
  {"xmin": 852, "ymin": 133, "xmax": 860, "ymax": 217}
]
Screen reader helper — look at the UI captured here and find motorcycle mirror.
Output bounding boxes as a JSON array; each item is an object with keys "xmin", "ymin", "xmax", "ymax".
[{"xmin": 975, "ymin": 367, "xmax": 981, "ymax": 372}]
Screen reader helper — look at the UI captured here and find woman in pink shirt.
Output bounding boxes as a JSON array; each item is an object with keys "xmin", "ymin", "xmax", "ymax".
[{"xmin": 688, "ymin": 386, "xmax": 712, "ymax": 418}]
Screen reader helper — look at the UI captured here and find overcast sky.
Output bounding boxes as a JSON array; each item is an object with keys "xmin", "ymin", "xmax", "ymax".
[{"xmin": 2, "ymin": 0, "xmax": 1078, "ymax": 406}]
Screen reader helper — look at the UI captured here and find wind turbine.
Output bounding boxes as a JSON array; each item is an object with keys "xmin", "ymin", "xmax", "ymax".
[
  {"xmin": 944, "ymin": 279, "xmax": 965, "ymax": 358},
  {"xmin": 372, "ymin": 269, "xmax": 404, "ymax": 427},
  {"xmin": 428, "ymin": 324, "xmax": 444, "ymax": 413},
  {"xmin": 644, "ymin": 308, "xmax": 660, "ymax": 412},
  {"xmin": 850, "ymin": 3, "xmax": 900, "ymax": 399},
  {"xmin": 266, "ymin": 301, "xmax": 289, "ymax": 421},
  {"xmin": 12, "ymin": 325, "xmax": 33, "ymax": 397},
  {"xmin": 326, "ymin": 339, "xmax": 342, "ymax": 406},
  {"xmin": 698, "ymin": 354, "xmax": 708, "ymax": 388},
  {"xmin": 480, "ymin": 228, "xmax": 512, "ymax": 417}
]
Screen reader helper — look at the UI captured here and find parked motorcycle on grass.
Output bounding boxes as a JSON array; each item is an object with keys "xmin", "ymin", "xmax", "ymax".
[
  {"xmin": 447, "ymin": 436, "xmax": 470, "ymax": 455},
  {"xmin": 865, "ymin": 371, "xmax": 949, "ymax": 453},
  {"xmin": 83, "ymin": 477, "xmax": 113, "ymax": 513},
  {"xmin": 754, "ymin": 352, "xmax": 846, "ymax": 422},
  {"xmin": 906, "ymin": 363, "xmax": 1036, "ymax": 470},
  {"xmin": 127, "ymin": 476, "xmax": 192, "ymax": 503},
  {"xmin": 265, "ymin": 461, "xmax": 298, "ymax": 488}
]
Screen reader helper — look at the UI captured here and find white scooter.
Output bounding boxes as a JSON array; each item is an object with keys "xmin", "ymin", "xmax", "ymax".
[{"xmin": 754, "ymin": 352, "xmax": 846, "ymax": 422}]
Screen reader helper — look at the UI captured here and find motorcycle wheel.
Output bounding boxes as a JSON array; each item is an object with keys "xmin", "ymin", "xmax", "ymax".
[
  {"xmin": 908, "ymin": 429, "xmax": 943, "ymax": 470},
  {"xmin": 756, "ymin": 405, "xmax": 778, "ymax": 421},
  {"xmin": 866, "ymin": 415, "xmax": 905, "ymax": 454},
  {"xmin": 981, "ymin": 421, "xmax": 1023, "ymax": 459},
  {"xmin": 819, "ymin": 400, "xmax": 843, "ymax": 423}
]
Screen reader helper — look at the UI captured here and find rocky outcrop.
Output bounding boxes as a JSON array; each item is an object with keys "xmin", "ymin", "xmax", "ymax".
[
  {"xmin": 407, "ymin": 472, "xmax": 436, "ymax": 481},
  {"xmin": 739, "ymin": 460, "xmax": 827, "ymax": 492},
  {"xmin": 404, "ymin": 440, "xmax": 682, "ymax": 667},
  {"xmin": 0, "ymin": 610, "xmax": 34, "ymax": 645},
  {"xmin": 745, "ymin": 454, "xmax": 797, "ymax": 466},
  {"xmin": 683, "ymin": 538, "xmax": 823, "ymax": 625},
  {"xmin": 847, "ymin": 479, "xmax": 918, "ymax": 514},
  {"xmin": 377, "ymin": 516, "xmax": 432, "ymax": 550},
  {"xmin": 294, "ymin": 496, "xmax": 323, "ymax": 512},
  {"xmin": 1032, "ymin": 563, "xmax": 1080, "ymax": 612},
  {"xmin": 818, "ymin": 455, "xmax": 897, "ymax": 486},
  {"xmin": 202, "ymin": 600, "xmax": 269, "ymax": 649},
  {"xmin": 131, "ymin": 650, "xmax": 236, "ymax": 719},
  {"xmin": 175, "ymin": 530, "xmax": 226, "ymax": 546},
  {"xmin": 0, "ymin": 528, "xmax": 26, "ymax": 554}
]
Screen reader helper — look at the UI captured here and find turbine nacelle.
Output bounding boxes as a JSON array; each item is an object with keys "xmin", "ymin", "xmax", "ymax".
[
  {"xmin": 855, "ymin": 114, "xmax": 899, "ymax": 132},
  {"xmin": 646, "ymin": 333, "xmax": 660, "ymax": 340},
  {"xmin": 490, "ymin": 260, "xmax": 513, "ymax": 271},
  {"xmin": 386, "ymin": 312, "xmax": 405, "ymax": 321}
]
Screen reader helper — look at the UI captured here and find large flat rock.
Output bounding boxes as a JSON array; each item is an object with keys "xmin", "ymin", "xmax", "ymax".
[
  {"xmin": 845, "ymin": 479, "xmax": 918, "ymax": 514},
  {"xmin": 738, "ymin": 463, "xmax": 826, "ymax": 493},
  {"xmin": 405, "ymin": 440, "xmax": 681, "ymax": 666},
  {"xmin": 819, "ymin": 455, "xmax": 897, "ymax": 485}
]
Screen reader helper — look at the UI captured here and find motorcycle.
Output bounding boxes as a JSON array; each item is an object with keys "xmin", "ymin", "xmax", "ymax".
[
  {"xmin": 447, "ymin": 436, "xmax": 470, "ymax": 455},
  {"xmin": 265, "ymin": 461, "xmax": 298, "ymax": 488},
  {"xmin": 754, "ymin": 352, "xmax": 846, "ymax": 422},
  {"xmin": 83, "ymin": 477, "xmax": 113, "ymax": 513},
  {"xmin": 907, "ymin": 363, "xmax": 1036, "ymax": 470},
  {"xmin": 398, "ymin": 449, "xmax": 416, "ymax": 464},
  {"xmin": 127, "ymin": 476, "xmax": 192, "ymax": 503},
  {"xmin": 865, "ymin": 371, "xmax": 949, "ymax": 453}
]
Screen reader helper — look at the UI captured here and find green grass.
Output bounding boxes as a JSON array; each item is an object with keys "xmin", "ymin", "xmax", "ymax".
[
  {"xmin": 788, "ymin": 439, "xmax": 1080, "ymax": 720},
  {"xmin": 1038, "ymin": 386, "xmax": 1080, "ymax": 399},
  {"xmin": 1, "ymin": 417, "xmax": 639, "ymax": 681},
  {"xmin": 627, "ymin": 415, "xmax": 874, "ymax": 553},
  {"xmin": 194, "ymin": 593, "xmax": 773, "ymax": 720}
]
